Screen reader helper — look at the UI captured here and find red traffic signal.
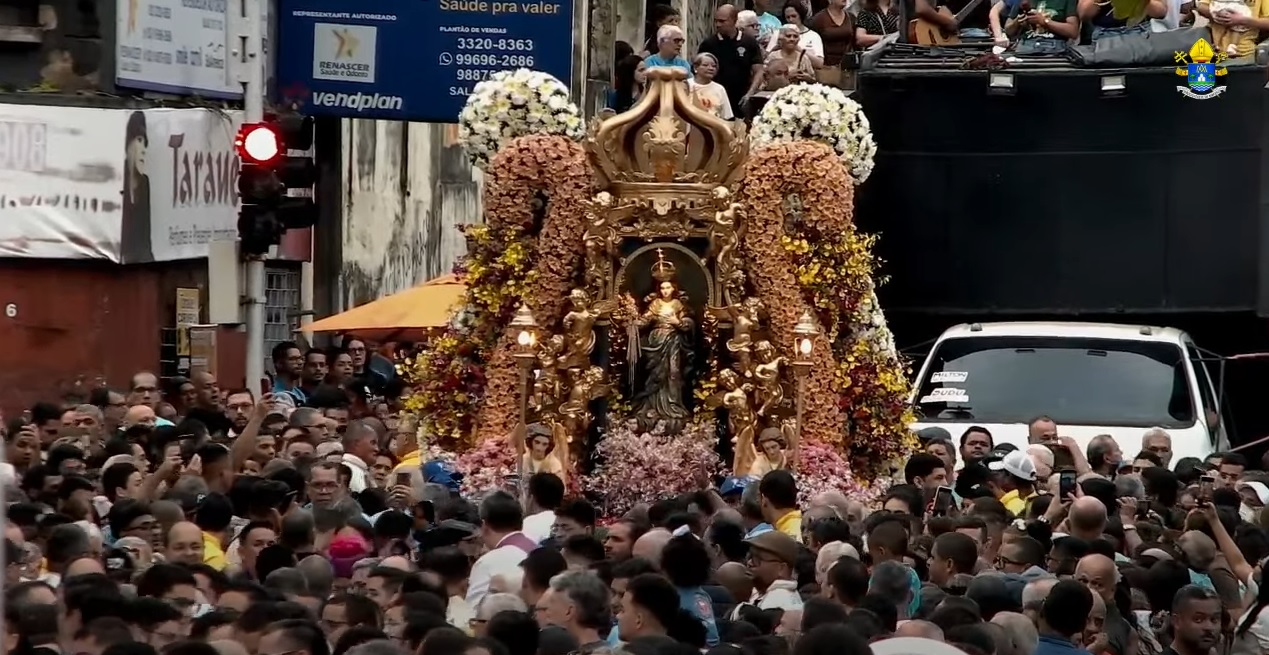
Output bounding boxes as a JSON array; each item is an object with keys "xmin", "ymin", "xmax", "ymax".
[{"xmin": 235, "ymin": 123, "xmax": 282, "ymax": 165}]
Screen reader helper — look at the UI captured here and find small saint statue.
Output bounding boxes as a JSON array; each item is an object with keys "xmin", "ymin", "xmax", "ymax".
[
  {"xmin": 513, "ymin": 422, "xmax": 568, "ymax": 484},
  {"xmin": 629, "ymin": 249, "xmax": 696, "ymax": 435},
  {"xmin": 747, "ymin": 424, "xmax": 795, "ymax": 478}
]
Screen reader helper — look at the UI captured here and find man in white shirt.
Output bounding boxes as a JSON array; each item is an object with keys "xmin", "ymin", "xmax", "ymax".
[
  {"xmin": 340, "ymin": 420, "xmax": 378, "ymax": 493},
  {"xmin": 466, "ymin": 491, "xmax": 539, "ymax": 609},
  {"xmin": 523, "ymin": 471, "xmax": 566, "ymax": 543},
  {"xmin": 731, "ymin": 530, "xmax": 803, "ymax": 617}
]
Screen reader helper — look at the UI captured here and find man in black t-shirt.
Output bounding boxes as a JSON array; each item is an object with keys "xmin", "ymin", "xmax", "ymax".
[{"xmin": 695, "ymin": 4, "xmax": 764, "ymax": 118}]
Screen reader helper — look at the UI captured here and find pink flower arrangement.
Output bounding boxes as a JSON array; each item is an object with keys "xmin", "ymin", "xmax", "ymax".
[
  {"xmin": 793, "ymin": 439, "xmax": 888, "ymax": 507},
  {"xmin": 455, "ymin": 437, "xmax": 517, "ymax": 498},
  {"xmin": 582, "ymin": 422, "xmax": 722, "ymax": 518},
  {"xmin": 423, "ymin": 445, "xmax": 459, "ymax": 464}
]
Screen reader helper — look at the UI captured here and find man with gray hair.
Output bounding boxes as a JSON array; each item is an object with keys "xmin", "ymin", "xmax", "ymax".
[
  {"xmin": 341, "ymin": 420, "xmax": 378, "ymax": 492},
  {"xmin": 473, "ymin": 593, "xmax": 528, "ymax": 637},
  {"xmin": 645, "ymin": 24, "xmax": 691, "ymax": 74},
  {"xmin": 1141, "ymin": 428, "xmax": 1173, "ymax": 468},
  {"xmin": 539, "ymin": 571, "xmax": 611, "ymax": 649},
  {"xmin": 1021, "ymin": 577, "xmax": 1058, "ymax": 621},
  {"xmin": 737, "ymin": 10, "xmax": 761, "ymax": 42},
  {"xmin": 868, "ymin": 560, "xmax": 914, "ymax": 621},
  {"xmin": 992, "ymin": 611, "xmax": 1039, "ymax": 655}
]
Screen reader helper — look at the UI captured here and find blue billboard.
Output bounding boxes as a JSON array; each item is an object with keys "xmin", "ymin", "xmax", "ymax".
[{"xmin": 276, "ymin": 0, "xmax": 575, "ymax": 123}]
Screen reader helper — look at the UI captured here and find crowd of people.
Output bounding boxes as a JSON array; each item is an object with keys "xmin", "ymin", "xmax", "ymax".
[
  {"xmin": 609, "ymin": 0, "xmax": 1264, "ymax": 120},
  {"xmin": 5, "ymin": 347, "xmax": 1269, "ymax": 655}
]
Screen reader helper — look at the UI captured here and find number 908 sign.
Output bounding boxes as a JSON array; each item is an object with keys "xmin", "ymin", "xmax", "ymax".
[{"xmin": 0, "ymin": 121, "xmax": 47, "ymax": 173}]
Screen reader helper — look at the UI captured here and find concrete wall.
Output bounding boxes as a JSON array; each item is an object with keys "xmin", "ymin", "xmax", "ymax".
[
  {"xmin": 0, "ymin": 0, "xmax": 112, "ymax": 92},
  {"xmin": 334, "ymin": 120, "xmax": 482, "ymax": 310}
]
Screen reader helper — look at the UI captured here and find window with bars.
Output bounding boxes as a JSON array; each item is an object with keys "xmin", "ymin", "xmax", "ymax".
[{"xmin": 264, "ymin": 265, "xmax": 302, "ymax": 374}]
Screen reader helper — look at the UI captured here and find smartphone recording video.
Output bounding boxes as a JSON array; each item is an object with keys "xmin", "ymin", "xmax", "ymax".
[
  {"xmin": 1199, "ymin": 474, "xmax": 1216, "ymax": 502},
  {"xmin": 1059, "ymin": 469, "xmax": 1078, "ymax": 499},
  {"xmin": 932, "ymin": 485, "xmax": 955, "ymax": 517}
]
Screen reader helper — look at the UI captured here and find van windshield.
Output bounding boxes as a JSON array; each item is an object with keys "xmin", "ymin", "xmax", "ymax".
[{"xmin": 914, "ymin": 336, "xmax": 1195, "ymax": 428}]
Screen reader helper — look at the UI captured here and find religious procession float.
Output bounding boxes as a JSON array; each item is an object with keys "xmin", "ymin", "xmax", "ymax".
[{"xmin": 402, "ymin": 67, "xmax": 913, "ymax": 515}]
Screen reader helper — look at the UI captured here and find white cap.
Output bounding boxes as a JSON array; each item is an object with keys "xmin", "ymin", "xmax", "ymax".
[
  {"xmin": 1237, "ymin": 480, "xmax": 1269, "ymax": 505},
  {"xmin": 988, "ymin": 450, "xmax": 1037, "ymax": 481}
]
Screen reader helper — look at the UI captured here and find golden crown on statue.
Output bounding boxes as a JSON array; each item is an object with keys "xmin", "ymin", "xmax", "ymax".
[{"xmin": 586, "ymin": 67, "xmax": 748, "ymax": 199}]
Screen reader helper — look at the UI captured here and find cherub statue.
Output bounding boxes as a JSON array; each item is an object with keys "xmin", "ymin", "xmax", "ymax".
[
  {"xmin": 531, "ymin": 334, "xmax": 566, "ymax": 414},
  {"xmin": 561, "ymin": 289, "xmax": 617, "ymax": 370},
  {"xmin": 752, "ymin": 340, "xmax": 786, "ymax": 417},
  {"xmin": 709, "ymin": 296, "xmax": 763, "ymax": 376},
  {"xmin": 558, "ymin": 366, "xmax": 610, "ymax": 444},
  {"xmin": 708, "ymin": 369, "xmax": 758, "ymax": 474},
  {"xmin": 512, "ymin": 422, "xmax": 568, "ymax": 485}
]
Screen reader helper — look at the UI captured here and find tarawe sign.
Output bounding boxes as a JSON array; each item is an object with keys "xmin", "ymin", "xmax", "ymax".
[{"xmin": 276, "ymin": 0, "xmax": 576, "ymax": 123}]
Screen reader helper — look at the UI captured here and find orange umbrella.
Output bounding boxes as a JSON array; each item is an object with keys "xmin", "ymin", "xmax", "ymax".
[{"xmin": 306, "ymin": 273, "xmax": 467, "ymax": 340}]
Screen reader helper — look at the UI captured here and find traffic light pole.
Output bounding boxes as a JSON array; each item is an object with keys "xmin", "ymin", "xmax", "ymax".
[{"xmin": 241, "ymin": 0, "xmax": 267, "ymax": 395}]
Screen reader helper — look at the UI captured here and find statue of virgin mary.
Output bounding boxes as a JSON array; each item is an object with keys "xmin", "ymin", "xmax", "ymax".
[{"xmin": 628, "ymin": 250, "xmax": 696, "ymax": 435}]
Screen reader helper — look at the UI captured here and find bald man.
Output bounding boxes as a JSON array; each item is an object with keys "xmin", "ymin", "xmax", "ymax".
[
  {"xmin": 716, "ymin": 561, "xmax": 752, "ymax": 605},
  {"xmin": 631, "ymin": 528, "xmax": 672, "ymax": 567},
  {"xmin": 1083, "ymin": 590, "xmax": 1107, "ymax": 652},
  {"xmin": 695, "ymin": 3, "xmax": 764, "ymax": 119},
  {"xmin": 895, "ymin": 620, "xmax": 944, "ymax": 640},
  {"xmin": 1067, "ymin": 497, "xmax": 1107, "ymax": 541},
  {"xmin": 64, "ymin": 556, "xmax": 105, "ymax": 579},
  {"xmin": 1075, "ymin": 554, "xmax": 1128, "ymax": 655},
  {"xmin": 1176, "ymin": 530, "xmax": 1243, "ymax": 612},
  {"xmin": 165, "ymin": 521, "xmax": 205, "ymax": 566},
  {"xmin": 122, "ymin": 404, "xmax": 157, "ymax": 430}
]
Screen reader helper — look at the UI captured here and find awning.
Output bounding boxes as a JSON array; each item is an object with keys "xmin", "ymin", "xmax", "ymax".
[{"xmin": 306, "ymin": 273, "xmax": 466, "ymax": 340}]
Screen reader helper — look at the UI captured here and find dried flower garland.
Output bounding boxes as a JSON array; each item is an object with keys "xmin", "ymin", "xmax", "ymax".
[
  {"xmin": 783, "ymin": 225, "xmax": 915, "ymax": 471},
  {"xmin": 400, "ymin": 223, "xmax": 536, "ymax": 447},
  {"xmin": 402, "ymin": 135, "xmax": 592, "ymax": 449},
  {"xmin": 740, "ymin": 140, "xmax": 852, "ymax": 449},
  {"xmin": 740, "ymin": 140, "xmax": 913, "ymax": 474},
  {"xmin": 473, "ymin": 135, "xmax": 593, "ymax": 445}
]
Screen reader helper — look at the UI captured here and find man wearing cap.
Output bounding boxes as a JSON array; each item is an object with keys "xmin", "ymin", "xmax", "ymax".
[
  {"xmin": 736, "ymin": 531, "xmax": 802, "ymax": 615},
  {"xmin": 718, "ymin": 476, "xmax": 748, "ymax": 507},
  {"xmin": 988, "ymin": 451, "xmax": 1039, "ymax": 517}
]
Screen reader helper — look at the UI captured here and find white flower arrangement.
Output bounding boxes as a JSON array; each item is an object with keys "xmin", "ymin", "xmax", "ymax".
[
  {"xmin": 457, "ymin": 68, "xmax": 585, "ymax": 169},
  {"xmin": 749, "ymin": 83, "xmax": 878, "ymax": 183}
]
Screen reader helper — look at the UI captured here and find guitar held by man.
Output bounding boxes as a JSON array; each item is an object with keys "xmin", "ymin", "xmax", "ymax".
[{"xmin": 909, "ymin": 0, "xmax": 993, "ymax": 45}]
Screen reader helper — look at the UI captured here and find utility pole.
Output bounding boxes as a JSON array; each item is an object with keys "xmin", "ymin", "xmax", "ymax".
[{"xmin": 240, "ymin": 0, "xmax": 266, "ymax": 395}]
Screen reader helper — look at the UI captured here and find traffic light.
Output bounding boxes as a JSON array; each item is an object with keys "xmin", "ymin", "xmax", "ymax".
[{"xmin": 235, "ymin": 112, "xmax": 317, "ymax": 256}]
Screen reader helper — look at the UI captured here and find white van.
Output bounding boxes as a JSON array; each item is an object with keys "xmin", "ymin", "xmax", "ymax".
[{"xmin": 909, "ymin": 321, "xmax": 1228, "ymax": 466}]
